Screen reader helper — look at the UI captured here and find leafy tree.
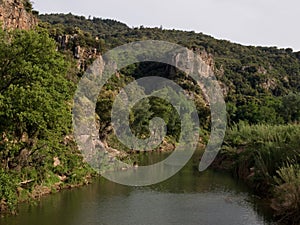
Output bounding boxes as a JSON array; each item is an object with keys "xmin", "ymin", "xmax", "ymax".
[
  {"xmin": 0, "ymin": 28, "xmax": 73, "ymax": 142},
  {"xmin": 0, "ymin": 28, "xmax": 90, "ymax": 187},
  {"xmin": 130, "ymin": 98, "xmax": 153, "ymax": 138},
  {"xmin": 282, "ymin": 92, "xmax": 300, "ymax": 123}
]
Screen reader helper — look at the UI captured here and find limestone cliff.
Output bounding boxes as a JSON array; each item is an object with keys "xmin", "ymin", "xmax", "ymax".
[
  {"xmin": 55, "ymin": 34, "xmax": 100, "ymax": 71},
  {"xmin": 0, "ymin": 0, "xmax": 37, "ymax": 30}
]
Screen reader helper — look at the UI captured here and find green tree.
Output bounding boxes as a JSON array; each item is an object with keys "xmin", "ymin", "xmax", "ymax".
[
  {"xmin": 282, "ymin": 92, "xmax": 300, "ymax": 123},
  {"xmin": 130, "ymin": 98, "xmax": 153, "ymax": 138},
  {"xmin": 0, "ymin": 28, "xmax": 74, "ymax": 169}
]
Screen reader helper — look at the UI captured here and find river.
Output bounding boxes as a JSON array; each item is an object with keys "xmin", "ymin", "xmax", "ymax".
[{"xmin": 1, "ymin": 152, "xmax": 276, "ymax": 225}]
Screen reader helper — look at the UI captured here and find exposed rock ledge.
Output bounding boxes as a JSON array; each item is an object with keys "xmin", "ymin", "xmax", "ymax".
[{"xmin": 0, "ymin": 0, "xmax": 37, "ymax": 30}]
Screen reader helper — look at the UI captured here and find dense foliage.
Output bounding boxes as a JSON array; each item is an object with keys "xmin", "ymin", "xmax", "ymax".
[
  {"xmin": 0, "ymin": 28, "xmax": 93, "ymax": 212},
  {"xmin": 39, "ymin": 13, "xmax": 300, "ymax": 127}
]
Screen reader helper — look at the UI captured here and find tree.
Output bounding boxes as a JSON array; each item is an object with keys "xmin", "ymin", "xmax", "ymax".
[
  {"xmin": 23, "ymin": 0, "xmax": 33, "ymax": 12},
  {"xmin": 130, "ymin": 98, "xmax": 153, "ymax": 138},
  {"xmin": 0, "ymin": 28, "xmax": 73, "ymax": 167},
  {"xmin": 282, "ymin": 92, "xmax": 300, "ymax": 123}
]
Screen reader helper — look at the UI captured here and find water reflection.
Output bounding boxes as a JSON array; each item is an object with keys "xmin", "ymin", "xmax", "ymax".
[{"xmin": 0, "ymin": 152, "xmax": 275, "ymax": 225}]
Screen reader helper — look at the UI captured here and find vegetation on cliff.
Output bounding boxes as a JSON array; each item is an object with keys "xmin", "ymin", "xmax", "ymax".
[
  {"xmin": 0, "ymin": 28, "xmax": 94, "ymax": 213},
  {"xmin": 38, "ymin": 13, "xmax": 300, "ymax": 224},
  {"xmin": 39, "ymin": 13, "xmax": 300, "ymax": 126},
  {"xmin": 0, "ymin": 8, "xmax": 299, "ymax": 224}
]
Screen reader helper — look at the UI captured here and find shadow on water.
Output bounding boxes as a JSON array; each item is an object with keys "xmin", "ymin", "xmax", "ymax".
[{"xmin": 0, "ymin": 151, "xmax": 276, "ymax": 225}]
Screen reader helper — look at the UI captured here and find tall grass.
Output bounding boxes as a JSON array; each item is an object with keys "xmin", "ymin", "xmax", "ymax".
[
  {"xmin": 224, "ymin": 122, "xmax": 300, "ymax": 178},
  {"xmin": 272, "ymin": 163, "xmax": 300, "ymax": 224},
  {"xmin": 225, "ymin": 122, "xmax": 300, "ymax": 147}
]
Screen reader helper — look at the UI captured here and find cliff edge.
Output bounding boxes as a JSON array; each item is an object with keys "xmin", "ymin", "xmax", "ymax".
[{"xmin": 0, "ymin": 0, "xmax": 37, "ymax": 30}]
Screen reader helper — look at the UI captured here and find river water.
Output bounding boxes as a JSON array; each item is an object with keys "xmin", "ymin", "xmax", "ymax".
[{"xmin": 1, "ymin": 152, "xmax": 276, "ymax": 225}]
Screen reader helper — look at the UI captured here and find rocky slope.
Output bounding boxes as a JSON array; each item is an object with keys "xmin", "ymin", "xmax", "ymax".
[{"xmin": 0, "ymin": 0, "xmax": 37, "ymax": 30}]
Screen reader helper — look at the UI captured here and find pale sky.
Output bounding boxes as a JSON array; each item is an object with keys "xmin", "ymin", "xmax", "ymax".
[{"xmin": 33, "ymin": 0, "xmax": 300, "ymax": 51}]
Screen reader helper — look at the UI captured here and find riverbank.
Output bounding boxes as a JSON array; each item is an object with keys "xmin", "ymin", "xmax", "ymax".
[
  {"xmin": 1, "ymin": 153, "xmax": 274, "ymax": 225},
  {"xmin": 2, "ymin": 123, "xmax": 299, "ymax": 224},
  {"xmin": 0, "ymin": 146, "xmax": 97, "ymax": 216},
  {"xmin": 209, "ymin": 122, "xmax": 300, "ymax": 224},
  {"xmin": 0, "ymin": 172, "xmax": 95, "ymax": 216},
  {"xmin": 0, "ymin": 133, "xmax": 176, "ymax": 216}
]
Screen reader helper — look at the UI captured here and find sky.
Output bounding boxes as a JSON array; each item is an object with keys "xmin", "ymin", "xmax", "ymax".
[{"xmin": 33, "ymin": 0, "xmax": 300, "ymax": 51}]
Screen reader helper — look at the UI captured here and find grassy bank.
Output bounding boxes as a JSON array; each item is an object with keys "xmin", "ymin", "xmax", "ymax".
[
  {"xmin": 0, "ymin": 142, "xmax": 95, "ymax": 215},
  {"xmin": 212, "ymin": 122, "xmax": 300, "ymax": 224}
]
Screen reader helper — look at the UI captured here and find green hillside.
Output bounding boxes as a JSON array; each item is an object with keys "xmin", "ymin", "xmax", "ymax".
[
  {"xmin": 0, "ymin": 10, "xmax": 299, "ymax": 224},
  {"xmin": 39, "ymin": 13, "xmax": 300, "ymax": 126}
]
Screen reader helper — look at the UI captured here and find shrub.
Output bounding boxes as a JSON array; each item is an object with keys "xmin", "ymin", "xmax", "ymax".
[
  {"xmin": 272, "ymin": 164, "xmax": 300, "ymax": 224},
  {"xmin": 23, "ymin": 0, "xmax": 33, "ymax": 12},
  {"xmin": 0, "ymin": 170, "xmax": 18, "ymax": 212}
]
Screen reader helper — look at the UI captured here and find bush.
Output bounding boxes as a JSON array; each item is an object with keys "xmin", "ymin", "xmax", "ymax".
[
  {"xmin": 23, "ymin": 0, "xmax": 33, "ymax": 12},
  {"xmin": 272, "ymin": 164, "xmax": 300, "ymax": 224},
  {"xmin": 0, "ymin": 170, "xmax": 18, "ymax": 212},
  {"xmin": 225, "ymin": 122, "xmax": 300, "ymax": 146}
]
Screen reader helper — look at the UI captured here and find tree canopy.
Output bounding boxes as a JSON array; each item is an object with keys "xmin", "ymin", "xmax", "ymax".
[{"xmin": 0, "ymin": 28, "xmax": 92, "ymax": 212}]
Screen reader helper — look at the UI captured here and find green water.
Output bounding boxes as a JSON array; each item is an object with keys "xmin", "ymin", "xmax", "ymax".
[{"xmin": 0, "ymin": 152, "xmax": 275, "ymax": 225}]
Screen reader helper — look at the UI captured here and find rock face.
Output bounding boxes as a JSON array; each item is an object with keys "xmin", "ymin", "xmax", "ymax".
[
  {"xmin": 0, "ymin": 0, "xmax": 37, "ymax": 30},
  {"xmin": 55, "ymin": 34, "xmax": 99, "ymax": 71},
  {"xmin": 172, "ymin": 49, "xmax": 228, "ymax": 99}
]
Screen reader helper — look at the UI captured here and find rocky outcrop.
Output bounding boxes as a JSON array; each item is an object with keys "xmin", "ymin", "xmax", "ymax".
[
  {"xmin": 55, "ymin": 34, "xmax": 99, "ymax": 71},
  {"xmin": 0, "ymin": 0, "xmax": 37, "ymax": 30},
  {"xmin": 73, "ymin": 45, "xmax": 98, "ymax": 70},
  {"xmin": 57, "ymin": 34, "xmax": 69, "ymax": 50},
  {"xmin": 172, "ymin": 48, "xmax": 228, "ymax": 99}
]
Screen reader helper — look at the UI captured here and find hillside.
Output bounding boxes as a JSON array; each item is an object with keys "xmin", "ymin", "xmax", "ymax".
[
  {"xmin": 0, "ymin": 5, "xmax": 299, "ymax": 223},
  {"xmin": 39, "ymin": 13, "xmax": 300, "ymax": 126},
  {"xmin": 37, "ymin": 15, "xmax": 300, "ymax": 224}
]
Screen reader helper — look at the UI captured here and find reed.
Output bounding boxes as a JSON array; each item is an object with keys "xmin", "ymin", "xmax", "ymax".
[
  {"xmin": 225, "ymin": 122, "xmax": 300, "ymax": 147},
  {"xmin": 272, "ymin": 163, "xmax": 300, "ymax": 224},
  {"xmin": 224, "ymin": 122, "xmax": 300, "ymax": 177}
]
